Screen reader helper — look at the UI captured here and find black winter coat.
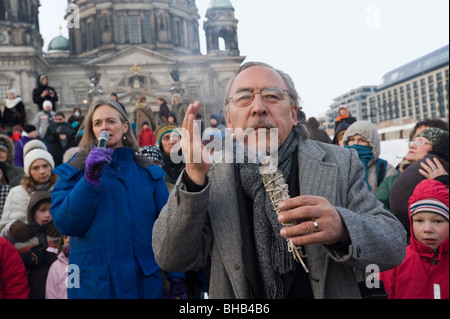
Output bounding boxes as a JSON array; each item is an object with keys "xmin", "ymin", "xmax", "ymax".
[{"xmin": 32, "ymin": 75, "xmax": 58, "ymax": 111}]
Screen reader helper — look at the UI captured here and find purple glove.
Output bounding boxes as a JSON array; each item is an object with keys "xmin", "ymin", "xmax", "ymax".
[
  {"xmin": 84, "ymin": 147, "xmax": 113, "ymax": 187},
  {"xmin": 165, "ymin": 278, "xmax": 187, "ymax": 299}
]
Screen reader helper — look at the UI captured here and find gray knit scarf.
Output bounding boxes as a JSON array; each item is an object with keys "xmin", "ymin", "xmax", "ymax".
[{"xmin": 239, "ymin": 129, "xmax": 299, "ymax": 299}]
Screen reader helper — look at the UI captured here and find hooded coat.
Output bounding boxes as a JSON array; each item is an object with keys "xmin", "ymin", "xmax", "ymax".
[
  {"xmin": 380, "ymin": 179, "xmax": 449, "ymax": 299},
  {"xmin": 32, "ymin": 75, "xmax": 58, "ymax": 111},
  {"xmin": 19, "ymin": 191, "xmax": 59, "ymax": 299},
  {"xmin": 50, "ymin": 147, "xmax": 184, "ymax": 299},
  {"xmin": 0, "ymin": 134, "xmax": 24, "ymax": 183},
  {"xmin": 343, "ymin": 121, "xmax": 397, "ymax": 193},
  {"xmin": 45, "ymin": 251, "xmax": 69, "ymax": 299}
]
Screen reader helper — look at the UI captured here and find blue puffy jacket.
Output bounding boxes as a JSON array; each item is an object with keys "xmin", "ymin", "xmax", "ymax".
[{"xmin": 51, "ymin": 147, "xmax": 183, "ymax": 299}]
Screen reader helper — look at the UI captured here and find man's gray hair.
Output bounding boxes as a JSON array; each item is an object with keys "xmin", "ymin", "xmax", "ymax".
[{"xmin": 223, "ymin": 62, "xmax": 301, "ymax": 114}]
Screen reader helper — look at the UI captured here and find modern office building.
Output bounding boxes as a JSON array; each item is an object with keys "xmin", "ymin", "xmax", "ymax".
[
  {"xmin": 325, "ymin": 45, "xmax": 449, "ymax": 130},
  {"xmin": 369, "ymin": 45, "xmax": 449, "ymax": 124}
]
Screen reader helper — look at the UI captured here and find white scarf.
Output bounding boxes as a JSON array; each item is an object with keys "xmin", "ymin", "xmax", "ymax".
[{"xmin": 5, "ymin": 97, "xmax": 22, "ymax": 109}]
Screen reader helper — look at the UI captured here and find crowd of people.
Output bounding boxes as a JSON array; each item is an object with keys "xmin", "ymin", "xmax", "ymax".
[{"xmin": 0, "ymin": 65, "xmax": 448, "ymax": 300}]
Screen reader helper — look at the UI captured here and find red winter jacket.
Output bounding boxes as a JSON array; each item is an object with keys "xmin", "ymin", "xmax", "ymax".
[
  {"xmin": 0, "ymin": 237, "xmax": 30, "ymax": 299},
  {"xmin": 139, "ymin": 127, "xmax": 156, "ymax": 147},
  {"xmin": 380, "ymin": 180, "xmax": 449, "ymax": 299}
]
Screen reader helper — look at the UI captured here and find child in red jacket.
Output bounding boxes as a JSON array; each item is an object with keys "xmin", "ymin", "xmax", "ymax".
[
  {"xmin": 138, "ymin": 122, "xmax": 156, "ymax": 147},
  {"xmin": 380, "ymin": 179, "xmax": 449, "ymax": 299}
]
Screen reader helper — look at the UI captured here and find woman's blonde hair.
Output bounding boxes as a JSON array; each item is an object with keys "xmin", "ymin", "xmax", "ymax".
[
  {"xmin": 20, "ymin": 173, "xmax": 58, "ymax": 195},
  {"xmin": 78, "ymin": 98, "xmax": 139, "ymax": 152}
]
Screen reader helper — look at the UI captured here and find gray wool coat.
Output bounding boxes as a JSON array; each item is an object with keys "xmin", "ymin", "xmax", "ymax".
[{"xmin": 152, "ymin": 136, "xmax": 407, "ymax": 299}]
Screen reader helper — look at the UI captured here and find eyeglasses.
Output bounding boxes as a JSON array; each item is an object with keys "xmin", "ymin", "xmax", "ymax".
[
  {"xmin": 228, "ymin": 87, "xmax": 291, "ymax": 107},
  {"xmin": 408, "ymin": 140, "xmax": 432, "ymax": 147}
]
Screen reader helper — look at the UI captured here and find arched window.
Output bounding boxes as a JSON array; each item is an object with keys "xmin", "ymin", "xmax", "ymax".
[
  {"xmin": 218, "ymin": 37, "xmax": 226, "ymax": 51},
  {"xmin": 218, "ymin": 29, "xmax": 230, "ymax": 51}
]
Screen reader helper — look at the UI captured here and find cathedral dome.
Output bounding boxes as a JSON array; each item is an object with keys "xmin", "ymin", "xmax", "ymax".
[
  {"xmin": 209, "ymin": 0, "xmax": 234, "ymax": 9},
  {"xmin": 48, "ymin": 35, "xmax": 69, "ymax": 51}
]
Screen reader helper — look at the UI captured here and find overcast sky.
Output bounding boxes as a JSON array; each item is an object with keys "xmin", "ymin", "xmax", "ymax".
[{"xmin": 39, "ymin": 0, "xmax": 449, "ymax": 118}]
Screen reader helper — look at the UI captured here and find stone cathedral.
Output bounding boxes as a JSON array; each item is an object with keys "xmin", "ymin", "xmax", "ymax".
[{"xmin": 0, "ymin": 0, "xmax": 245, "ymax": 122}]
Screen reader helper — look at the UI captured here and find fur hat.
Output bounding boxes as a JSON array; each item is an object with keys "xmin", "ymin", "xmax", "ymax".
[
  {"xmin": 409, "ymin": 179, "xmax": 449, "ymax": 221},
  {"xmin": 416, "ymin": 127, "xmax": 447, "ymax": 146},
  {"xmin": 23, "ymin": 148, "xmax": 55, "ymax": 176}
]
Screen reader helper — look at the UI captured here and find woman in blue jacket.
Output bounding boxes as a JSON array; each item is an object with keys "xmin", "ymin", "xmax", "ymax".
[{"xmin": 50, "ymin": 98, "xmax": 185, "ymax": 299}]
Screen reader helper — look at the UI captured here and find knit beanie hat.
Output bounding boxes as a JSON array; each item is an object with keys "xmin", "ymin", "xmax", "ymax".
[
  {"xmin": 210, "ymin": 114, "xmax": 221, "ymax": 122},
  {"xmin": 43, "ymin": 100, "xmax": 53, "ymax": 109},
  {"xmin": 23, "ymin": 148, "xmax": 55, "ymax": 176},
  {"xmin": 156, "ymin": 123, "xmax": 178, "ymax": 146},
  {"xmin": 23, "ymin": 139, "xmax": 47, "ymax": 158},
  {"xmin": 415, "ymin": 127, "xmax": 447, "ymax": 145},
  {"xmin": 333, "ymin": 122, "xmax": 350, "ymax": 144},
  {"xmin": 24, "ymin": 125, "xmax": 37, "ymax": 134},
  {"xmin": 409, "ymin": 179, "xmax": 449, "ymax": 221}
]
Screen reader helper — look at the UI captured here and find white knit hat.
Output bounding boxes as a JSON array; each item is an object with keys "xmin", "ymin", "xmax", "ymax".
[
  {"xmin": 23, "ymin": 149, "xmax": 55, "ymax": 176},
  {"xmin": 43, "ymin": 100, "xmax": 53, "ymax": 109},
  {"xmin": 23, "ymin": 139, "xmax": 47, "ymax": 159}
]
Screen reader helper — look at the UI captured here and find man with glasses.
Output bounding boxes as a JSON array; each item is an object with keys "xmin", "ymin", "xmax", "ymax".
[{"xmin": 153, "ymin": 62, "xmax": 406, "ymax": 299}]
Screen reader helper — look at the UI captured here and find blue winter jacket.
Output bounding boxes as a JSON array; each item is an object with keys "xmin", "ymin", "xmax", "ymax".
[{"xmin": 51, "ymin": 147, "xmax": 183, "ymax": 299}]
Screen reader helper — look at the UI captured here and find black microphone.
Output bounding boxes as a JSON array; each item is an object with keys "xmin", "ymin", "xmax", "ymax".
[{"xmin": 98, "ymin": 130, "xmax": 110, "ymax": 148}]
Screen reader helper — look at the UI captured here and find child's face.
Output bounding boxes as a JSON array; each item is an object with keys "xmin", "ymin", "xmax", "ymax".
[
  {"xmin": 346, "ymin": 134, "xmax": 370, "ymax": 147},
  {"xmin": 0, "ymin": 150, "xmax": 7, "ymax": 162},
  {"xmin": 35, "ymin": 205, "xmax": 52, "ymax": 226},
  {"xmin": 412, "ymin": 212, "xmax": 449, "ymax": 249},
  {"xmin": 63, "ymin": 236, "xmax": 70, "ymax": 246}
]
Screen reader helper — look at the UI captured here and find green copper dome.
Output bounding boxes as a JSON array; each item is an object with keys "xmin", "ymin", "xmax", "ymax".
[
  {"xmin": 48, "ymin": 35, "xmax": 69, "ymax": 51},
  {"xmin": 208, "ymin": 0, "xmax": 234, "ymax": 9}
]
